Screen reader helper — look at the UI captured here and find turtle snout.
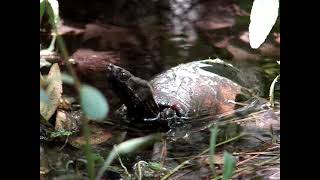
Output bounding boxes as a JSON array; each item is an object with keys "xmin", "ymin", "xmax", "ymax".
[
  {"xmin": 106, "ymin": 63, "xmax": 119, "ymax": 78},
  {"xmin": 106, "ymin": 63, "xmax": 115, "ymax": 72},
  {"xmin": 106, "ymin": 64, "xmax": 133, "ymax": 82}
]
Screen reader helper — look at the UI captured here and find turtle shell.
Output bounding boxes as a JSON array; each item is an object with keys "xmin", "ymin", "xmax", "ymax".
[{"xmin": 150, "ymin": 59, "xmax": 252, "ymax": 118}]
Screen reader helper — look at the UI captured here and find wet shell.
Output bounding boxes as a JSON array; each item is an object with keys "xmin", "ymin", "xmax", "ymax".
[{"xmin": 151, "ymin": 59, "xmax": 251, "ymax": 117}]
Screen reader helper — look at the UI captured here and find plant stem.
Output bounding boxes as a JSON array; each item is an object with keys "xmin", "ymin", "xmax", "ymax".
[
  {"xmin": 83, "ymin": 118, "xmax": 95, "ymax": 180},
  {"xmin": 54, "ymin": 29, "xmax": 95, "ymax": 180},
  {"xmin": 45, "ymin": 5, "xmax": 96, "ymax": 179},
  {"xmin": 55, "ymin": 35, "xmax": 82, "ymax": 92}
]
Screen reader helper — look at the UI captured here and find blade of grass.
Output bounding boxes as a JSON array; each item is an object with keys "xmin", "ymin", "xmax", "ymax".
[
  {"xmin": 209, "ymin": 126, "xmax": 219, "ymax": 175},
  {"xmin": 222, "ymin": 152, "xmax": 235, "ymax": 180}
]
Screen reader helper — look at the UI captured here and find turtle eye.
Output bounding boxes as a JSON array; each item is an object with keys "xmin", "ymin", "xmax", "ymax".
[{"xmin": 119, "ymin": 72, "xmax": 128, "ymax": 81}]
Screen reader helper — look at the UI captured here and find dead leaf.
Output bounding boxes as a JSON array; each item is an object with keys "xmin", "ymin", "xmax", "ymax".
[
  {"xmin": 55, "ymin": 110, "xmax": 70, "ymax": 131},
  {"xmin": 58, "ymin": 96, "xmax": 77, "ymax": 110},
  {"xmin": 69, "ymin": 123, "xmax": 112, "ymax": 148},
  {"xmin": 200, "ymin": 154, "xmax": 225, "ymax": 165},
  {"xmin": 40, "ymin": 63, "xmax": 63, "ymax": 121}
]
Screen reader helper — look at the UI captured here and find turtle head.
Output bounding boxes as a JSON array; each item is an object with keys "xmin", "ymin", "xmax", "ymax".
[
  {"xmin": 106, "ymin": 63, "xmax": 160, "ymax": 121},
  {"xmin": 106, "ymin": 63, "xmax": 133, "ymax": 85}
]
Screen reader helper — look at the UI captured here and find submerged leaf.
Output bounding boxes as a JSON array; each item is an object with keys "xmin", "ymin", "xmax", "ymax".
[
  {"xmin": 40, "ymin": 63, "xmax": 63, "ymax": 121},
  {"xmin": 249, "ymin": 0, "xmax": 279, "ymax": 48},
  {"xmin": 80, "ymin": 85, "xmax": 109, "ymax": 120}
]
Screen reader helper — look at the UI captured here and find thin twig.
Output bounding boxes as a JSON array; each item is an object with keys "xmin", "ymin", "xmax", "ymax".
[
  {"xmin": 59, "ymin": 135, "xmax": 69, "ymax": 151},
  {"xmin": 233, "ymin": 151, "xmax": 279, "ymax": 156},
  {"xmin": 236, "ymin": 154, "xmax": 260, "ymax": 166}
]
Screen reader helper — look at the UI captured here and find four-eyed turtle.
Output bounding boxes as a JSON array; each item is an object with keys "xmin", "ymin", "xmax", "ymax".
[{"xmin": 106, "ymin": 59, "xmax": 256, "ymax": 127}]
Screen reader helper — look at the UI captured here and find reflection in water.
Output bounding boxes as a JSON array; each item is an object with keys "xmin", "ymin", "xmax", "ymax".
[{"xmin": 167, "ymin": 0, "xmax": 203, "ymax": 56}]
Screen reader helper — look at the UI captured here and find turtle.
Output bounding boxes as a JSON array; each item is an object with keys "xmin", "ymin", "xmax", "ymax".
[{"xmin": 106, "ymin": 59, "xmax": 258, "ymax": 128}]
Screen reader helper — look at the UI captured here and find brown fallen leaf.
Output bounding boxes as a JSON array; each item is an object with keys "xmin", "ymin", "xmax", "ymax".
[
  {"xmin": 69, "ymin": 123, "xmax": 112, "ymax": 148},
  {"xmin": 58, "ymin": 96, "xmax": 77, "ymax": 110},
  {"xmin": 55, "ymin": 110, "xmax": 69, "ymax": 131},
  {"xmin": 199, "ymin": 153, "xmax": 225, "ymax": 166}
]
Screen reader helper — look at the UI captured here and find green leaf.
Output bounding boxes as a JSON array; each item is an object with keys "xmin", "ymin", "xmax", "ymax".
[
  {"xmin": 148, "ymin": 162, "xmax": 163, "ymax": 171},
  {"xmin": 80, "ymin": 85, "xmax": 109, "ymax": 120},
  {"xmin": 249, "ymin": 0, "xmax": 279, "ymax": 48},
  {"xmin": 40, "ymin": 63, "xmax": 63, "ymax": 121},
  {"xmin": 97, "ymin": 134, "xmax": 161, "ymax": 179},
  {"xmin": 46, "ymin": 0, "xmax": 60, "ymax": 28},
  {"xmin": 40, "ymin": 0, "xmax": 46, "ymax": 24},
  {"xmin": 209, "ymin": 126, "xmax": 218, "ymax": 175},
  {"xmin": 222, "ymin": 152, "xmax": 236, "ymax": 180}
]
